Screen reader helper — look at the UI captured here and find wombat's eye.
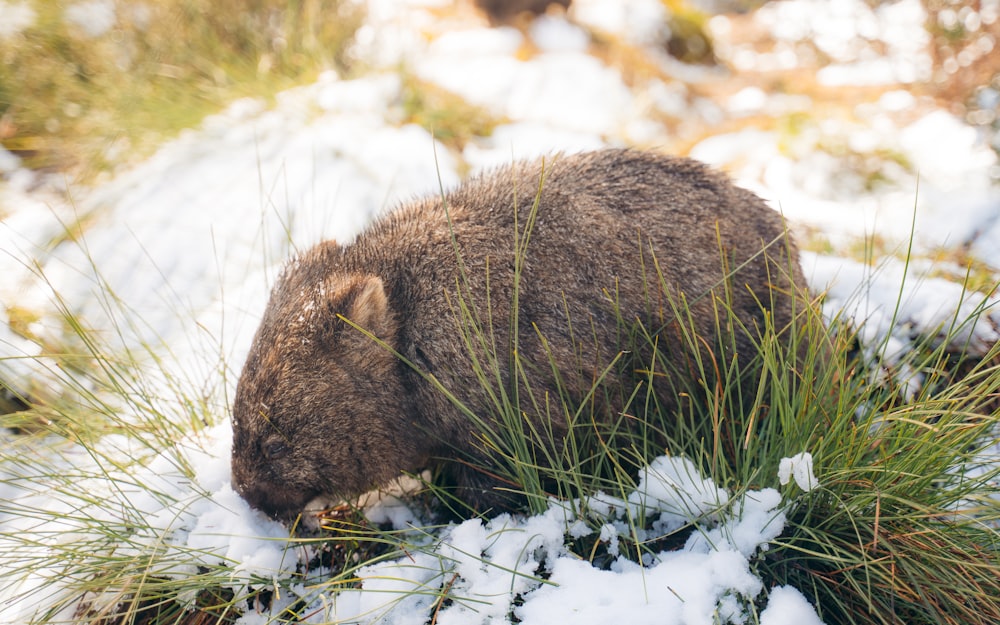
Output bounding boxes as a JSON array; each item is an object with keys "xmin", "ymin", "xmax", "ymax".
[{"xmin": 263, "ymin": 439, "xmax": 289, "ymax": 460}]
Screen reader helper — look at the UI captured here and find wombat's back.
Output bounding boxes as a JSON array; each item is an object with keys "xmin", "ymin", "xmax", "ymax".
[
  {"xmin": 345, "ymin": 149, "xmax": 805, "ymax": 485},
  {"xmin": 358, "ymin": 148, "xmax": 803, "ymax": 361}
]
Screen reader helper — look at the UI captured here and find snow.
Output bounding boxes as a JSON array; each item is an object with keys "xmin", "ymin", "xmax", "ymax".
[
  {"xmin": 529, "ymin": 15, "xmax": 589, "ymax": 53},
  {"xmin": 222, "ymin": 457, "xmax": 810, "ymax": 625},
  {"xmin": 760, "ymin": 586, "xmax": 826, "ymax": 625},
  {"xmin": 0, "ymin": 1, "xmax": 35, "ymax": 39},
  {"xmin": 63, "ymin": 0, "xmax": 116, "ymax": 38},
  {"xmin": 416, "ymin": 30, "xmax": 642, "ymax": 139},
  {"xmin": 778, "ymin": 453, "xmax": 821, "ymax": 493},
  {"xmin": 517, "ymin": 551, "xmax": 758, "ymax": 625},
  {"xmin": 628, "ymin": 455, "xmax": 730, "ymax": 521},
  {"xmin": 3, "ymin": 72, "xmax": 461, "ymax": 389},
  {"xmin": 806, "ymin": 252, "xmax": 1000, "ymax": 365},
  {"xmin": 1, "ymin": 0, "xmax": 999, "ymax": 623},
  {"xmin": 691, "ymin": 106, "xmax": 1000, "ymax": 258},
  {"xmin": 754, "ymin": 0, "xmax": 932, "ymax": 84},
  {"xmin": 571, "ymin": 0, "xmax": 668, "ymax": 46}
]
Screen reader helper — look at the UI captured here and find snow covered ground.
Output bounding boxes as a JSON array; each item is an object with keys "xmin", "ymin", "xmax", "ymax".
[{"xmin": 1, "ymin": 0, "xmax": 999, "ymax": 623}]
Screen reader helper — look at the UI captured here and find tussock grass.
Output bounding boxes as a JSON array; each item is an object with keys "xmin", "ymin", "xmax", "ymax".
[
  {"xmin": 0, "ymin": 0, "xmax": 363, "ymax": 179},
  {"xmin": 404, "ymin": 179, "xmax": 1000, "ymax": 623},
  {"xmin": 400, "ymin": 75, "xmax": 502, "ymax": 157}
]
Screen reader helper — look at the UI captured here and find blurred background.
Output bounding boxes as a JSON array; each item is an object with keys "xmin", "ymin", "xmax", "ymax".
[{"xmin": 1, "ymin": 0, "xmax": 998, "ymax": 180}]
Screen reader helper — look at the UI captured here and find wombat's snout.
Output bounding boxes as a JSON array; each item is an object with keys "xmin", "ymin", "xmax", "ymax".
[{"xmin": 232, "ymin": 467, "xmax": 317, "ymax": 521}]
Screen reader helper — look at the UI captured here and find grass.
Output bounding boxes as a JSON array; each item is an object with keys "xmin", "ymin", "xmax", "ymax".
[
  {"xmin": 0, "ymin": 0, "xmax": 363, "ymax": 181},
  {"xmin": 400, "ymin": 74, "xmax": 502, "ymax": 158},
  {"xmin": 0, "ymin": 253, "xmax": 413, "ymax": 623},
  {"xmin": 343, "ymin": 177, "xmax": 1000, "ymax": 622}
]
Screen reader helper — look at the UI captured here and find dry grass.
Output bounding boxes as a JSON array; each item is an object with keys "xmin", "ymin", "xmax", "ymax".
[{"xmin": 0, "ymin": 0, "xmax": 363, "ymax": 181}]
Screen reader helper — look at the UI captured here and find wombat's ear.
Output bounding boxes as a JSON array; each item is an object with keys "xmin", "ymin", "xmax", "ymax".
[{"xmin": 344, "ymin": 275, "xmax": 393, "ymax": 338}]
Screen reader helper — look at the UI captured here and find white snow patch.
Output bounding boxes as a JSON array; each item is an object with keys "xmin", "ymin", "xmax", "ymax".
[
  {"xmin": 529, "ymin": 14, "xmax": 589, "ymax": 52},
  {"xmin": 691, "ymin": 110, "xmax": 1000, "ymax": 265},
  {"xmin": 571, "ymin": 0, "xmax": 667, "ymax": 46},
  {"xmin": 756, "ymin": 0, "xmax": 931, "ymax": 84},
  {"xmin": 417, "ymin": 34, "xmax": 640, "ymax": 137},
  {"xmin": 0, "ymin": 147, "xmax": 21, "ymax": 174},
  {"xmin": 806, "ymin": 252, "xmax": 1000, "ymax": 362},
  {"xmin": 760, "ymin": 585, "xmax": 825, "ymax": 625},
  {"xmin": 301, "ymin": 457, "xmax": 815, "ymax": 625},
  {"xmin": 64, "ymin": 0, "xmax": 117, "ymax": 38},
  {"xmin": 0, "ymin": 1, "xmax": 35, "ymax": 38},
  {"xmin": 778, "ymin": 453, "xmax": 821, "ymax": 492},
  {"xmin": 517, "ymin": 550, "xmax": 759, "ymax": 625},
  {"xmin": 0, "ymin": 73, "xmax": 459, "ymax": 401},
  {"xmin": 628, "ymin": 455, "xmax": 729, "ymax": 520}
]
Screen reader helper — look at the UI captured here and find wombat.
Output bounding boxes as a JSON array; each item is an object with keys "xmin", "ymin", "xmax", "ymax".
[
  {"xmin": 231, "ymin": 149, "xmax": 809, "ymax": 519},
  {"xmin": 475, "ymin": 0, "xmax": 571, "ymax": 24}
]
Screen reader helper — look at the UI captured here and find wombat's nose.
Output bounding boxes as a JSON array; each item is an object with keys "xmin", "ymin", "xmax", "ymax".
[
  {"xmin": 232, "ymin": 472, "xmax": 269, "ymax": 512},
  {"xmin": 230, "ymin": 468, "xmax": 251, "ymax": 500},
  {"xmin": 233, "ymin": 477, "xmax": 315, "ymax": 521},
  {"xmin": 236, "ymin": 482, "xmax": 279, "ymax": 517},
  {"xmin": 232, "ymin": 476, "xmax": 259, "ymax": 507}
]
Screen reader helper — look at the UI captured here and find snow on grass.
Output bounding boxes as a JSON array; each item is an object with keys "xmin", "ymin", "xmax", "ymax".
[
  {"xmin": 751, "ymin": 0, "xmax": 931, "ymax": 84},
  {"xmin": 63, "ymin": 0, "xmax": 116, "ymax": 38},
  {"xmin": 1, "ymin": 71, "xmax": 460, "ymax": 398},
  {"xmin": 415, "ymin": 27, "xmax": 647, "ymax": 142},
  {"xmin": 0, "ymin": 409, "xmax": 822, "ymax": 624},
  {"xmin": 805, "ymin": 251, "xmax": 999, "ymax": 373},
  {"xmin": 691, "ymin": 108, "xmax": 1000, "ymax": 259},
  {"xmin": 260, "ymin": 457, "xmax": 811, "ymax": 624},
  {"xmin": 571, "ymin": 0, "xmax": 668, "ymax": 47},
  {"xmin": 0, "ymin": 423, "xmax": 295, "ymax": 622},
  {"xmin": 759, "ymin": 586, "xmax": 826, "ymax": 625},
  {"xmin": 777, "ymin": 453, "xmax": 820, "ymax": 493}
]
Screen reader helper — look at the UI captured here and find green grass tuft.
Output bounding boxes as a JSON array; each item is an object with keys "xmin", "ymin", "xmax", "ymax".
[
  {"xmin": 402, "ymin": 178, "xmax": 1000, "ymax": 624},
  {"xmin": 0, "ymin": 0, "xmax": 364, "ymax": 180},
  {"xmin": 400, "ymin": 74, "xmax": 502, "ymax": 158}
]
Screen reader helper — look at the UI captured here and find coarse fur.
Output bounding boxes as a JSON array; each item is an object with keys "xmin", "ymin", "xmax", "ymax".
[
  {"xmin": 231, "ymin": 149, "xmax": 810, "ymax": 519},
  {"xmin": 475, "ymin": 0, "xmax": 571, "ymax": 24}
]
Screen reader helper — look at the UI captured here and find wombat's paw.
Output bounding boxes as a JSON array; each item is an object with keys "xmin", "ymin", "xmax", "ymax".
[{"xmin": 298, "ymin": 495, "xmax": 344, "ymax": 531}]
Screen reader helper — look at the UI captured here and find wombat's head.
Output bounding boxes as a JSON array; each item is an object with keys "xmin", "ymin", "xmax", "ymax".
[{"xmin": 230, "ymin": 243, "xmax": 420, "ymax": 520}]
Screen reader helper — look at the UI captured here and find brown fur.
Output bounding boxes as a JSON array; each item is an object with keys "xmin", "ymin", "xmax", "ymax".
[
  {"xmin": 230, "ymin": 149, "xmax": 809, "ymax": 519},
  {"xmin": 475, "ymin": 0, "xmax": 571, "ymax": 24}
]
